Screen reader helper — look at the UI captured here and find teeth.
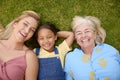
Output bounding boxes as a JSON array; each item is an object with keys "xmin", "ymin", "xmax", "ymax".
[
  {"xmin": 44, "ymin": 45, "xmax": 50, "ymax": 47},
  {"xmin": 18, "ymin": 32, "xmax": 25, "ymax": 40},
  {"xmin": 19, "ymin": 32, "xmax": 26, "ymax": 38},
  {"xmin": 82, "ymin": 39, "xmax": 89, "ymax": 42}
]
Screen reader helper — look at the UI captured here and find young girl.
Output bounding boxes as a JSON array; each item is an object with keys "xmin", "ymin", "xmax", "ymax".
[{"xmin": 33, "ymin": 22, "xmax": 74, "ymax": 80}]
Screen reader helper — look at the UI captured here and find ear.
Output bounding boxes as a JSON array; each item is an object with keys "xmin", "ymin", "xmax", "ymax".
[
  {"xmin": 13, "ymin": 21, "xmax": 18, "ymax": 28},
  {"xmin": 55, "ymin": 35, "xmax": 57, "ymax": 41},
  {"xmin": 75, "ymin": 35, "xmax": 77, "ymax": 41},
  {"xmin": 94, "ymin": 31, "xmax": 97, "ymax": 40}
]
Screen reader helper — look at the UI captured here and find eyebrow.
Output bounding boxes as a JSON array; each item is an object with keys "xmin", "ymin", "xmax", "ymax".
[
  {"xmin": 25, "ymin": 20, "xmax": 36, "ymax": 29},
  {"xmin": 25, "ymin": 20, "xmax": 30, "ymax": 24},
  {"xmin": 75, "ymin": 31, "xmax": 81, "ymax": 33},
  {"xmin": 76, "ymin": 28, "xmax": 92, "ymax": 32}
]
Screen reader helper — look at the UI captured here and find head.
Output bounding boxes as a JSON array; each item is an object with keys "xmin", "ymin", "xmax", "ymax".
[
  {"xmin": 71, "ymin": 16, "xmax": 106, "ymax": 49},
  {"xmin": 1, "ymin": 10, "xmax": 40, "ymax": 41},
  {"xmin": 36, "ymin": 22, "xmax": 59, "ymax": 52}
]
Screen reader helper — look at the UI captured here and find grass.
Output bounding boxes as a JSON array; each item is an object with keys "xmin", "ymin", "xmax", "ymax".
[{"xmin": 0, "ymin": 0, "xmax": 120, "ymax": 50}]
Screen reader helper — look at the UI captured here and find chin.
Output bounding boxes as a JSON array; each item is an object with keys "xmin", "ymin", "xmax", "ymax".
[{"xmin": 45, "ymin": 48, "xmax": 53, "ymax": 52}]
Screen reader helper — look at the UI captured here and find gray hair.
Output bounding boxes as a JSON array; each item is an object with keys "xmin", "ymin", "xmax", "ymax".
[{"xmin": 71, "ymin": 16, "xmax": 106, "ymax": 44}]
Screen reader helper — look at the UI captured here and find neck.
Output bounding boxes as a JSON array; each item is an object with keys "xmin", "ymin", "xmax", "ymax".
[
  {"xmin": 81, "ymin": 44, "xmax": 95, "ymax": 58},
  {"xmin": 3, "ymin": 37, "xmax": 24, "ymax": 50}
]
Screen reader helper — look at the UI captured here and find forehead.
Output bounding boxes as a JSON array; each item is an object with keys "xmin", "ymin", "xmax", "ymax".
[
  {"xmin": 20, "ymin": 16, "xmax": 37, "ymax": 26},
  {"xmin": 20, "ymin": 16, "xmax": 37, "ymax": 22},
  {"xmin": 38, "ymin": 28, "xmax": 54, "ymax": 35},
  {"xmin": 75, "ymin": 23, "xmax": 93, "ymax": 32}
]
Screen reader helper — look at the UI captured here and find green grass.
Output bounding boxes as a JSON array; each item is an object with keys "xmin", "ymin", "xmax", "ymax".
[{"xmin": 0, "ymin": 0, "xmax": 120, "ymax": 50}]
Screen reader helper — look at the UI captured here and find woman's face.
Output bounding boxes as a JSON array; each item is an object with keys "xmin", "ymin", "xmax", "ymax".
[
  {"xmin": 37, "ymin": 28, "xmax": 57, "ymax": 52},
  {"xmin": 74, "ymin": 23, "xmax": 96, "ymax": 49},
  {"xmin": 13, "ymin": 16, "xmax": 38, "ymax": 42}
]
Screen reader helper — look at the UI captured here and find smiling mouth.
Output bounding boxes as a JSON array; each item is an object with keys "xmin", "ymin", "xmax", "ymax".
[
  {"xmin": 44, "ymin": 44, "xmax": 50, "ymax": 47},
  {"xmin": 81, "ymin": 39, "xmax": 89, "ymax": 43},
  {"xmin": 19, "ymin": 31, "xmax": 27, "ymax": 38}
]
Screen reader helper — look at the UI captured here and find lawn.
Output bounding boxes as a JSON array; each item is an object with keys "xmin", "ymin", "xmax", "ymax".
[{"xmin": 0, "ymin": 0, "xmax": 120, "ymax": 50}]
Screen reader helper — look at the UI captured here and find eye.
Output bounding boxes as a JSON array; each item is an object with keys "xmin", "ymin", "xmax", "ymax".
[
  {"xmin": 76, "ymin": 32, "xmax": 82, "ymax": 36},
  {"xmin": 85, "ymin": 29, "xmax": 94, "ymax": 34},
  {"xmin": 38, "ymin": 37, "xmax": 44, "ymax": 40},
  {"xmin": 47, "ymin": 36, "xmax": 52, "ymax": 39},
  {"xmin": 23, "ymin": 22, "xmax": 28, "ymax": 27},
  {"xmin": 30, "ymin": 28, "xmax": 36, "ymax": 32},
  {"xmin": 85, "ymin": 30, "xmax": 91, "ymax": 33}
]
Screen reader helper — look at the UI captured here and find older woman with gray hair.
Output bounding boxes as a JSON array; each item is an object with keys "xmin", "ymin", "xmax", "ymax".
[{"xmin": 64, "ymin": 16, "xmax": 120, "ymax": 80}]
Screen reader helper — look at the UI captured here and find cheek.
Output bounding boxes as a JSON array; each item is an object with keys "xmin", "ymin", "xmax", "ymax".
[
  {"xmin": 75, "ymin": 37, "xmax": 81, "ymax": 44},
  {"xmin": 29, "ymin": 32, "xmax": 34, "ymax": 37},
  {"xmin": 38, "ymin": 41, "xmax": 42, "ymax": 46},
  {"xmin": 37, "ymin": 39, "xmax": 42, "ymax": 44},
  {"xmin": 37, "ymin": 40, "xmax": 43, "ymax": 47},
  {"xmin": 91, "ymin": 33, "xmax": 96, "ymax": 40},
  {"xmin": 50, "ymin": 38, "xmax": 56, "ymax": 45},
  {"xmin": 75, "ymin": 35, "xmax": 80, "ymax": 41},
  {"xmin": 50, "ymin": 38, "xmax": 55, "ymax": 43},
  {"xmin": 26, "ymin": 33, "xmax": 34, "ymax": 39}
]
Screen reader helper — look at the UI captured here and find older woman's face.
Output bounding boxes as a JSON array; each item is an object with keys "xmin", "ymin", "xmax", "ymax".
[
  {"xmin": 13, "ymin": 16, "xmax": 38, "ymax": 42},
  {"xmin": 75, "ymin": 23, "xmax": 96, "ymax": 49}
]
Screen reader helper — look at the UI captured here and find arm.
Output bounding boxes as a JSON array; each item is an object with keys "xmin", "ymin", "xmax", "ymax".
[
  {"xmin": 57, "ymin": 31, "xmax": 74, "ymax": 47},
  {"xmin": 25, "ymin": 50, "xmax": 39, "ymax": 80},
  {"xmin": 64, "ymin": 54, "xmax": 74, "ymax": 80},
  {"xmin": 116, "ymin": 50, "xmax": 120, "ymax": 63}
]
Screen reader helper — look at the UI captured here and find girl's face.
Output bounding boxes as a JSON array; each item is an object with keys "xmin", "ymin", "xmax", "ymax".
[
  {"xmin": 13, "ymin": 16, "xmax": 38, "ymax": 42},
  {"xmin": 37, "ymin": 28, "xmax": 57, "ymax": 52},
  {"xmin": 75, "ymin": 23, "xmax": 96, "ymax": 49}
]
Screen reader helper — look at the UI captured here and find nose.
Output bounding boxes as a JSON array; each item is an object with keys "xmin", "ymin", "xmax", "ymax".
[
  {"xmin": 81, "ymin": 32, "xmax": 86, "ymax": 37},
  {"xmin": 25, "ymin": 27, "xmax": 30, "ymax": 33},
  {"xmin": 43, "ymin": 38, "xmax": 49, "ymax": 43}
]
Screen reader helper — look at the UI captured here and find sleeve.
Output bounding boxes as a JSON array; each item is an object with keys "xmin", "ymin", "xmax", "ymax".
[
  {"xmin": 98, "ymin": 44, "xmax": 120, "ymax": 79},
  {"xmin": 64, "ymin": 53, "xmax": 74, "ymax": 80},
  {"xmin": 115, "ymin": 50, "xmax": 120, "ymax": 63},
  {"xmin": 57, "ymin": 40, "xmax": 72, "ymax": 68},
  {"xmin": 58, "ymin": 40, "xmax": 72, "ymax": 55},
  {"xmin": 109, "ymin": 46, "xmax": 120, "ymax": 64}
]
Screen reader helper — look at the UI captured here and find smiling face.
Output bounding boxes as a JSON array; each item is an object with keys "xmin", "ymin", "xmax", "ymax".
[
  {"xmin": 37, "ymin": 28, "xmax": 57, "ymax": 52},
  {"xmin": 13, "ymin": 16, "xmax": 38, "ymax": 42},
  {"xmin": 75, "ymin": 23, "xmax": 96, "ymax": 49}
]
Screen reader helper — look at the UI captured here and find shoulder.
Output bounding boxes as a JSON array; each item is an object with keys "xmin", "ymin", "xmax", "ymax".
[
  {"xmin": 102, "ymin": 43, "xmax": 116, "ymax": 49},
  {"xmin": 25, "ymin": 49, "xmax": 38, "ymax": 62},
  {"xmin": 33, "ymin": 48, "xmax": 39, "ymax": 52},
  {"xmin": 24, "ymin": 45, "xmax": 37, "ymax": 57},
  {"xmin": 99, "ymin": 43, "xmax": 118, "ymax": 52},
  {"xmin": 66, "ymin": 48, "xmax": 81, "ymax": 58},
  {"xmin": 97, "ymin": 43, "xmax": 119, "ymax": 55},
  {"xmin": 25, "ymin": 49, "xmax": 38, "ymax": 68},
  {"xmin": 57, "ymin": 40, "xmax": 72, "ymax": 52},
  {"xmin": 58, "ymin": 40, "xmax": 68, "ymax": 47}
]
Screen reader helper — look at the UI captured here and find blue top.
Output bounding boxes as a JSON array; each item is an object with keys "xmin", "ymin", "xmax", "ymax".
[{"xmin": 64, "ymin": 43, "xmax": 120, "ymax": 80}]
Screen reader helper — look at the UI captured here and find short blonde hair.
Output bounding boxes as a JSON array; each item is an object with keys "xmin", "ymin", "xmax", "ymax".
[
  {"xmin": 0, "ymin": 10, "xmax": 40, "ymax": 40},
  {"xmin": 71, "ymin": 16, "xmax": 106, "ymax": 44}
]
